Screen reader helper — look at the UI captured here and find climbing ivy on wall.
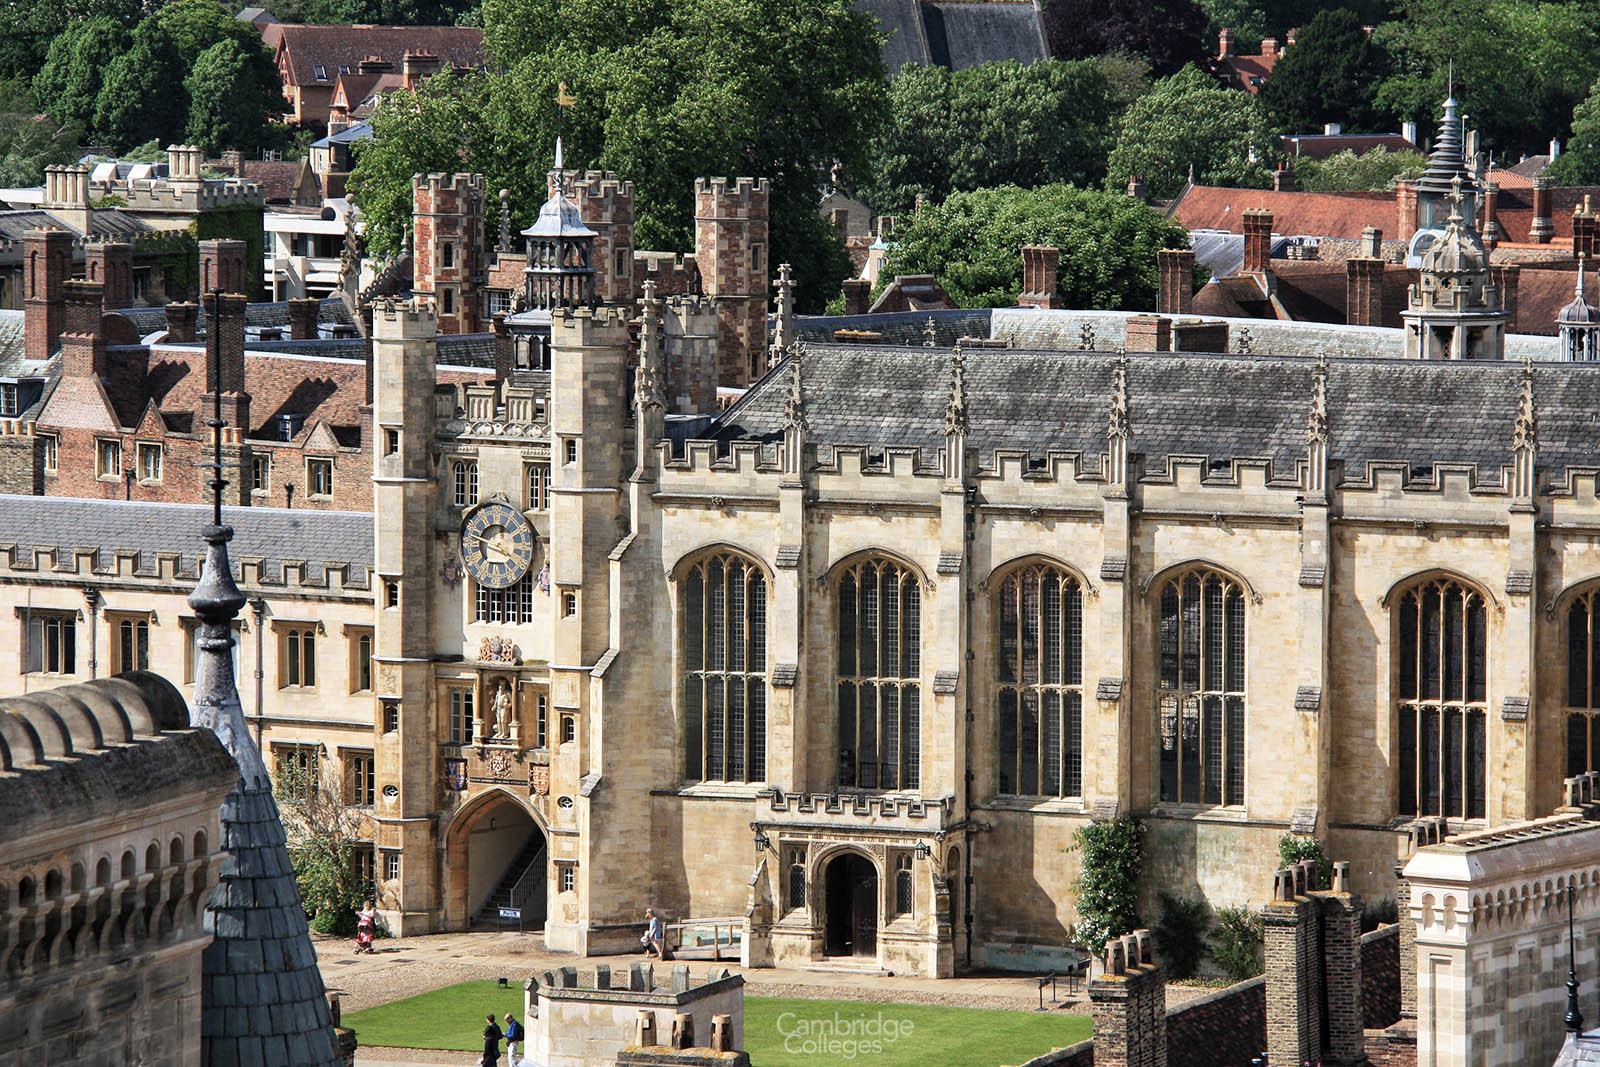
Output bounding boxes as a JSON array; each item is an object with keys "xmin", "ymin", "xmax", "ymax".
[
  {"xmin": 1070, "ymin": 815, "xmax": 1145, "ymax": 956},
  {"xmin": 1278, "ymin": 833, "xmax": 1333, "ymax": 890}
]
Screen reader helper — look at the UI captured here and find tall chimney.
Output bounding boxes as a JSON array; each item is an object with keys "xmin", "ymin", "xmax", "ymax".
[
  {"xmin": 84, "ymin": 241, "xmax": 134, "ymax": 312},
  {"xmin": 59, "ymin": 280, "xmax": 109, "ymax": 382},
  {"xmin": 206, "ymin": 293, "xmax": 250, "ymax": 434},
  {"xmin": 1532, "ymin": 177, "xmax": 1555, "ymax": 244},
  {"xmin": 199, "ymin": 239, "xmax": 248, "ymax": 296},
  {"xmin": 1157, "ymin": 248, "xmax": 1195, "ymax": 314},
  {"xmin": 23, "ymin": 228, "xmax": 72, "ymax": 363},
  {"xmin": 841, "ymin": 278, "xmax": 870, "ymax": 316},
  {"xmin": 1345, "ymin": 257, "xmax": 1385, "ymax": 327},
  {"xmin": 287, "ymin": 297, "xmax": 321, "ymax": 340},
  {"xmin": 1264, "ymin": 864, "xmax": 1322, "ymax": 1067},
  {"xmin": 1018, "ymin": 245, "xmax": 1062, "ymax": 308},
  {"xmin": 1242, "ymin": 208, "xmax": 1273, "ymax": 274},
  {"xmin": 1218, "ymin": 27, "xmax": 1234, "ymax": 57},
  {"xmin": 1261, "ymin": 37, "xmax": 1279, "ymax": 59}
]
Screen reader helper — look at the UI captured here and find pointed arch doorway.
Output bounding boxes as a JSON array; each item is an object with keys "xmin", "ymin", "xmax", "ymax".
[
  {"xmin": 443, "ymin": 789, "xmax": 547, "ymax": 931},
  {"xmin": 823, "ymin": 852, "xmax": 878, "ymax": 958}
]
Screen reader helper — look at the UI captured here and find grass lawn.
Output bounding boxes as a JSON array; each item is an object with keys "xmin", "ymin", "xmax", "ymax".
[{"xmin": 342, "ymin": 981, "xmax": 1092, "ymax": 1066}]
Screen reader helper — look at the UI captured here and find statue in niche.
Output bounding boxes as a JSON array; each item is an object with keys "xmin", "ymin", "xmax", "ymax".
[{"xmin": 491, "ymin": 680, "xmax": 513, "ymax": 739}]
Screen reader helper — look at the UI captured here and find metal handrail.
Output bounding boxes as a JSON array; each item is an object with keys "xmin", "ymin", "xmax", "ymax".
[{"xmin": 507, "ymin": 845, "xmax": 545, "ymax": 912}]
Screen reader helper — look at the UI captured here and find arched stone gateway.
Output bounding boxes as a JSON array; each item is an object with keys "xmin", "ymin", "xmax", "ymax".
[
  {"xmin": 823, "ymin": 851, "xmax": 878, "ymax": 958},
  {"xmin": 443, "ymin": 788, "xmax": 547, "ymax": 931}
]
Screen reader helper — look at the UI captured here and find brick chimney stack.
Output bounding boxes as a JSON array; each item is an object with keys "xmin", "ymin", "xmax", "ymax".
[
  {"xmin": 23, "ymin": 228, "xmax": 72, "ymax": 363},
  {"xmin": 1088, "ymin": 930, "xmax": 1166, "ymax": 1067},
  {"xmin": 205, "ymin": 292, "xmax": 251, "ymax": 434},
  {"xmin": 1395, "ymin": 181, "xmax": 1419, "ymax": 242},
  {"xmin": 1319, "ymin": 862, "xmax": 1366, "ymax": 1067},
  {"xmin": 1157, "ymin": 249, "xmax": 1195, "ymax": 315},
  {"xmin": 1242, "ymin": 208, "xmax": 1273, "ymax": 274},
  {"xmin": 1019, "ymin": 245, "xmax": 1062, "ymax": 308},
  {"xmin": 1218, "ymin": 27, "xmax": 1234, "ymax": 56},
  {"xmin": 1264, "ymin": 862, "xmax": 1323, "ymax": 1067},
  {"xmin": 58, "ymin": 280, "xmax": 109, "ymax": 382},
  {"xmin": 1481, "ymin": 181, "xmax": 1503, "ymax": 245},
  {"xmin": 198, "ymin": 238, "xmax": 248, "ymax": 296},
  {"xmin": 1261, "ymin": 37, "xmax": 1279, "ymax": 59},
  {"xmin": 84, "ymin": 241, "xmax": 134, "ymax": 312},
  {"xmin": 841, "ymin": 278, "xmax": 870, "ymax": 316},
  {"xmin": 165, "ymin": 302, "xmax": 199, "ymax": 343},
  {"xmin": 402, "ymin": 51, "xmax": 443, "ymax": 91},
  {"xmin": 287, "ymin": 297, "xmax": 321, "ymax": 341},
  {"xmin": 1532, "ymin": 176, "xmax": 1555, "ymax": 243},
  {"xmin": 1345, "ymin": 257, "xmax": 1385, "ymax": 326}
]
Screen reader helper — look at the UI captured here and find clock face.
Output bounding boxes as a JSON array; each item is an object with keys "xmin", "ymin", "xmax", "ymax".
[{"xmin": 460, "ymin": 502, "xmax": 535, "ymax": 590}]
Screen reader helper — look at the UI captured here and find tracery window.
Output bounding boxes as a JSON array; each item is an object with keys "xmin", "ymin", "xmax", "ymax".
[
  {"xmin": 836, "ymin": 557, "xmax": 921, "ymax": 791},
  {"xmin": 1157, "ymin": 568, "xmax": 1246, "ymax": 806},
  {"xmin": 1566, "ymin": 587, "xmax": 1600, "ymax": 775},
  {"xmin": 996, "ymin": 563, "xmax": 1083, "ymax": 797},
  {"xmin": 683, "ymin": 551, "xmax": 768, "ymax": 782},
  {"xmin": 1396, "ymin": 577, "xmax": 1487, "ymax": 819}
]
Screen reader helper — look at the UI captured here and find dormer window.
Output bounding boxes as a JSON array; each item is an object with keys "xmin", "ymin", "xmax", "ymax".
[
  {"xmin": 313, "ymin": 65, "xmax": 327, "ymax": 81},
  {"xmin": 0, "ymin": 383, "xmax": 16, "ymax": 416}
]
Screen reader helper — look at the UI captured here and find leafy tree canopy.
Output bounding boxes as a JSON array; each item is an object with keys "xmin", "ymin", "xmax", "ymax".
[
  {"xmin": 0, "ymin": 0, "xmax": 145, "ymax": 81},
  {"xmin": 1293, "ymin": 146, "xmax": 1425, "ymax": 192},
  {"xmin": 34, "ymin": 17, "xmax": 131, "ymax": 135},
  {"xmin": 353, "ymin": 0, "xmax": 887, "ymax": 312},
  {"xmin": 1106, "ymin": 64, "xmax": 1278, "ymax": 198},
  {"xmin": 95, "ymin": 19, "xmax": 188, "ymax": 153},
  {"xmin": 858, "ymin": 56, "xmax": 1149, "ymax": 217},
  {"xmin": 0, "ymin": 78, "xmax": 83, "ymax": 187},
  {"xmin": 269, "ymin": 0, "xmax": 481, "ymax": 24},
  {"xmin": 881, "ymin": 183, "xmax": 1190, "ymax": 311},
  {"xmin": 1197, "ymin": 0, "xmax": 1389, "ymax": 47},
  {"xmin": 1258, "ymin": 8, "xmax": 1388, "ymax": 133},
  {"xmin": 1042, "ymin": 0, "xmax": 1209, "ymax": 77},
  {"xmin": 1547, "ymin": 75, "xmax": 1600, "ymax": 186},
  {"xmin": 1373, "ymin": 0, "xmax": 1600, "ymax": 158},
  {"xmin": 184, "ymin": 38, "xmax": 284, "ymax": 154}
]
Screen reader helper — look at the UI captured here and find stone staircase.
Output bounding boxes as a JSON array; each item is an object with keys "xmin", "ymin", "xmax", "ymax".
[{"xmin": 471, "ymin": 832, "xmax": 546, "ymax": 929}]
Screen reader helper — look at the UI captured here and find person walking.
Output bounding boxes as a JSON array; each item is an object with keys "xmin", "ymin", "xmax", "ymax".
[
  {"xmin": 481, "ymin": 1013, "xmax": 503, "ymax": 1067},
  {"xmin": 502, "ymin": 1012, "xmax": 524, "ymax": 1066},
  {"xmin": 641, "ymin": 908, "xmax": 664, "ymax": 959}
]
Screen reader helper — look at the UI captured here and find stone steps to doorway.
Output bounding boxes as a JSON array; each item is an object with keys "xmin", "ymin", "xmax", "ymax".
[
  {"xmin": 471, "ymin": 832, "xmax": 546, "ymax": 929},
  {"xmin": 802, "ymin": 960, "xmax": 891, "ymax": 977}
]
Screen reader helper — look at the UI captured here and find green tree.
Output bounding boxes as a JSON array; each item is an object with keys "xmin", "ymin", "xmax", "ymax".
[
  {"xmin": 883, "ymin": 184, "xmax": 1190, "ymax": 310},
  {"xmin": 1106, "ymin": 64, "xmax": 1278, "ymax": 198},
  {"xmin": 94, "ymin": 20, "xmax": 188, "ymax": 152},
  {"xmin": 33, "ymin": 17, "xmax": 131, "ymax": 134},
  {"xmin": 0, "ymin": 0, "xmax": 146, "ymax": 81},
  {"xmin": 1258, "ymin": 8, "xmax": 1388, "ymax": 133},
  {"xmin": 185, "ymin": 40, "xmax": 276, "ymax": 153},
  {"xmin": 1210, "ymin": 905, "xmax": 1264, "ymax": 983},
  {"xmin": 1069, "ymin": 816, "xmax": 1145, "ymax": 957},
  {"xmin": 859, "ymin": 56, "xmax": 1149, "ymax": 216},
  {"xmin": 1278, "ymin": 833, "xmax": 1332, "ymax": 890},
  {"xmin": 274, "ymin": 755, "xmax": 374, "ymax": 937},
  {"xmin": 1374, "ymin": 0, "xmax": 1600, "ymax": 158},
  {"xmin": 1293, "ymin": 146, "xmax": 1426, "ymax": 191},
  {"xmin": 1043, "ymin": 0, "xmax": 1208, "ymax": 77},
  {"xmin": 1547, "ymin": 75, "xmax": 1600, "ymax": 185},
  {"xmin": 349, "ymin": 71, "xmax": 490, "ymax": 257},
  {"xmin": 1153, "ymin": 894, "xmax": 1211, "ymax": 980},
  {"xmin": 0, "ymin": 78, "xmax": 82, "ymax": 186},
  {"xmin": 471, "ymin": 0, "xmax": 887, "ymax": 312}
]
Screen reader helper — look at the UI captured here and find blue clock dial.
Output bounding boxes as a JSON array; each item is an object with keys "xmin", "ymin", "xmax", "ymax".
[{"xmin": 460, "ymin": 502, "xmax": 536, "ymax": 590}]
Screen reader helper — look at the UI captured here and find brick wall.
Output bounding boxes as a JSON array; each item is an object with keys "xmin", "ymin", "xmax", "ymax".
[
  {"xmin": 1361, "ymin": 925, "xmax": 1401, "ymax": 1029},
  {"xmin": 694, "ymin": 177, "xmax": 769, "ymax": 387},
  {"xmin": 1166, "ymin": 977, "xmax": 1266, "ymax": 1067},
  {"xmin": 568, "ymin": 171, "xmax": 636, "ymax": 306},
  {"xmin": 413, "ymin": 173, "xmax": 485, "ymax": 334}
]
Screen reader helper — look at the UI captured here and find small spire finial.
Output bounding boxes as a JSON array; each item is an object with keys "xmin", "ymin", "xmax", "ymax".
[
  {"xmin": 1306, "ymin": 353, "xmax": 1328, "ymax": 446},
  {"xmin": 943, "ymin": 344, "xmax": 968, "ymax": 437},
  {"xmin": 923, "ymin": 316, "xmax": 937, "ymax": 348},
  {"xmin": 1579, "ymin": 253, "xmax": 1588, "ymax": 300},
  {"xmin": 1108, "ymin": 354, "xmax": 1130, "ymax": 442},
  {"xmin": 1515, "ymin": 352, "xmax": 1537, "ymax": 454}
]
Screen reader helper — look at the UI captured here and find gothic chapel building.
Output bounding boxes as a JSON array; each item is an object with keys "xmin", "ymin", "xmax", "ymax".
[{"xmin": 363, "ymin": 171, "xmax": 1600, "ymax": 979}]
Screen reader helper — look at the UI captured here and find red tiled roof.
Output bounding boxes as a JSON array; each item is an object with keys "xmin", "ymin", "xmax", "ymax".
[
  {"xmin": 1173, "ymin": 186, "xmax": 1394, "ymax": 240},
  {"xmin": 241, "ymin": 160, "xmax": 317, "ymax": 205},
  {"xmin": 147, "ymin": 346, "xmax": 369, "ymax": 444},
  {"xmin": 1510, "ymin": 262, "xmax": 1583, "ymax": 335},
  {"xmin": 1217, "ymin": 54, "xmax": 1278, "ymax": 94},
  {"xmin": 273, "ymin": 25, "xmax": 483, "ymax": 87}
]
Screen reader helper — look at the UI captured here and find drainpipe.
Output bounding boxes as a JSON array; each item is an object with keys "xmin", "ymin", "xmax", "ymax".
[
  {"xmin": 252, "ymin": 597, "xmax": 267, "ymax": 749},
  {"xmin": 962, "ymin": 484, "xmax": 976, "ymax": 969},
  {"xmin": 83, "ymin": 585, "xmax": 99, "ymax": 679}
]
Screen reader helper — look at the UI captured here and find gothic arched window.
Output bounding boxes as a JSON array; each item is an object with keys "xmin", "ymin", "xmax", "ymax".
[
  {"xmin": 996, "ymin": 563, "xmax": 1083, "ymax": 797},
  {"xmin": 1396, "ymin": 577, "xmax": 1487, "ymax": 819},
  {"xmin": 1567, "ymin": 586, "xmax": 1600, "ymax": 775},
  {"xmin": 1157, "ymin": 568, "xmax": 1246, "ymax": 806},
  {"xmin": 683, "ymin": 551, "xmax": 767, "ymax": 782},
  {"xmin": 836, "ymin": 557, "xmax": 921, "ymax": 791}
]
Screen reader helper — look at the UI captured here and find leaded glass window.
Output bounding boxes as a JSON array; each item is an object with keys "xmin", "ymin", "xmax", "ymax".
[
  {"xmin": 836, "ymin": 557, "xmax": 921, "ymax": 791},
  {"xmin": 683, "ymin": 551, "xmax": 768, "ymax": 782},
  {"xmin": 1396, "ymin": 577, "xmax": 1487, "ymax": 819},
  {"xmin": 996, "ymin": 563, "xmax": 1083, "ymax": 797},
  {"xmin": 1567, "ymin": 588, "xmax": 1600, "ymax": 775},
  {"xmin": 1157, "ymin": 569, "xmax": 1246, "ymax": 806}
]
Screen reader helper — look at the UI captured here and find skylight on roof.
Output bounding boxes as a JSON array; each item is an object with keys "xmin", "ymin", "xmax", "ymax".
[{"xmin": 313, "ymin": 64, "xmax": 327, "ymax": 80}]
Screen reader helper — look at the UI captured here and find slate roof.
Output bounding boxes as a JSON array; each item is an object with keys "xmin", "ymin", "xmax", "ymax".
[
  {"xmin": 0, "ymin": 310, "xmax": 23, "ymax": 371},
  {"xmin": 0, "ymin": 495, "xmax": 372, "ymax": 577},
  {"xmin": 273, "ymin": 24, "xmax": 484, "ymax": 86},
  {"xmin": 709, "ymin": 346, "xmax": 1600, "ymax": 482},
  {"xmin": 112, "ymin": 298, "xmax": 355, "ymax": 332},
  {"xmin": 0, "ymin": 208, "xmax": 150, "ymax": 241},
  {"xmin": 857, "ymin": 0, "xmax": 1047, "ymax": 72}
]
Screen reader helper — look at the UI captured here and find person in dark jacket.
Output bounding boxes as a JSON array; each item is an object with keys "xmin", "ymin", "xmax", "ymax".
[
  {"xmin": 481, "ymin": 1013, "xmax": 503, "ymax": 1067},
  {"xmin": 502, "ymin": 1012, "xmax": 525, "ymax": 1065}
]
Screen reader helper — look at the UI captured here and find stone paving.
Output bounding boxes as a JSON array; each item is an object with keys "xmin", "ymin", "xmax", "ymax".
[{"xmin": 317, "ymin": 929, "xmax": 1208, "ymax": 1065}]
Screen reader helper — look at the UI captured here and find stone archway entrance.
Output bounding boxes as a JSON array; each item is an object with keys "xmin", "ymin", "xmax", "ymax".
[
  {"xmin": 444, "ymin": 791, "xmax": 546, "ymax": 931},
  {"xmin": 823, "ymin": 852, "xmax": 878, "ymax": 958}
]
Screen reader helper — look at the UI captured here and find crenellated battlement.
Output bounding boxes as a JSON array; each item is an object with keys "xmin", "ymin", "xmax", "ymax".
[
  {"xmin": 0, "ymin": 542, "xmax": 372, "ymax": 593},
  {"xmin": 569, "ymin": 170, "xmax": 634, "ymax": 211},
  {"xmin": 414, "ymin": 172, "xmax": 486, "ymax": 199},
  {"xmin": 694, "ymin": 177, "xmax": 769, "ymax": 215},
  {"xmin": 373, "ymin": 296, "xmax": 438, "ymax": 337}
]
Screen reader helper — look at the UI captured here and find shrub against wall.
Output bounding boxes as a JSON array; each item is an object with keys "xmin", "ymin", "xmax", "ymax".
[{"xmin": 1070, "ymin": 816, "xmax": 1145, "ymax": 957}]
